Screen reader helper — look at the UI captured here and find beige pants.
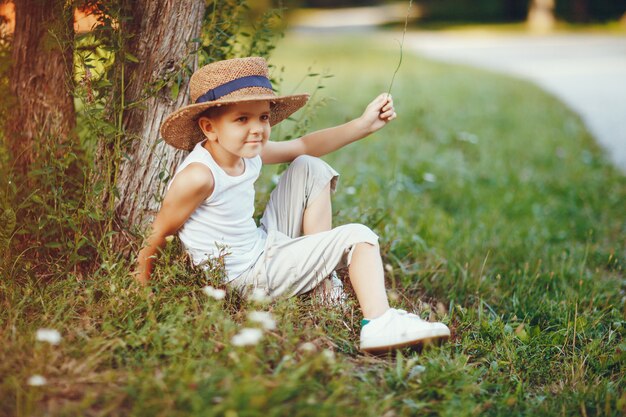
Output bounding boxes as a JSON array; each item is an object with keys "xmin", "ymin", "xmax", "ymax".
[{"xmin": 229, "ymin": 155, "xmax": 379, "ymax": 298}]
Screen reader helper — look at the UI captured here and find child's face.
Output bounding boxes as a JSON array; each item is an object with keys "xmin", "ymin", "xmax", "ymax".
[{"xmin": 199, "ymin": 101, "xmax": 271, "ymax": 159}]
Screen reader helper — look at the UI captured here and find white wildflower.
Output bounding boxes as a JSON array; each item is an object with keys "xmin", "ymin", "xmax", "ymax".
[
  {"xmin": 231, "ymin": 328, "xmax": 263, "ymax": 346},
  {"xmin": 298, "ymin": 342, "xmax": 317, "ymax": 353},
  {"xmin": 345, "ymin": 186, "xmax": 356, "ymax": 195},
  {"xmin": 384, "ymin": 263, "xmax": 393, "ymax": 273},
  {"xmin": 203, "ymin": 286, "xmax": 226, "ymax": 300},
  {"xmin": 387, "ymin": 289, "xmax": 400, "ymax": 302},
  {"xmin": 164, "ymin": 235, "xmax": 175, "ymax": 243},
  {"xmin": 27, "ymin": 375, "xmax": 47, "ymax": 386},
  {"xmin": 408, "ymin": 365, "xmax": 426, "ymax": 379},
  {"xmin": 322, "ymin": 349, "xmax": 335, "ymax": 363},
  {"xmin": 248, "ymin": 311, "xmax": 276, "ymax": 330},
  {"xmin": 423, "ymin": 172, "xmax": 437, "ymax": 183},
  {"xmin": 35, "ymin": 328, "xmax": 61, "ymax": 345},
  {"xmin": 272, "ymin": 174, "xmax": 281, "ymax": 185},
  {"xmin": 249, "ymin": 288, "xmax": 270, "ymax": 303},
  {"xmin": 457, "ymin": 131, "xmax": 479, "ymax": 144}
]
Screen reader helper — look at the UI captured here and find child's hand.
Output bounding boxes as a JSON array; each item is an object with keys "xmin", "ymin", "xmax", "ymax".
[{"xmin": 359, "ymin": 93, "xmax": 397, "ymax": 134}]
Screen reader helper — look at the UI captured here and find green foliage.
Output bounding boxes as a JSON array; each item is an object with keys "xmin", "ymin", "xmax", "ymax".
[
  {"xmin": 419, "ymin": 0, "xmax": 529, "ymax": 23},
  {"xmin": 555, "ymin": 0, "xmax": 626, "ymax": 23},
  {"xmin": 417, "ymin": 0, "xmax": 626, "ymax": 23},
  {"xmin": 0, "ymin": 131, "xmax": 99, "ymax": 280},
  {"xmin": 199, "ymin": 0, "xmax": 285, "ymax": 65}
]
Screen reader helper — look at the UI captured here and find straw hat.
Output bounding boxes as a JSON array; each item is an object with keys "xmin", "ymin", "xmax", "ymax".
[{"xmin": 160, "ymin": 57, "xmax": 309, "ymax": 150}]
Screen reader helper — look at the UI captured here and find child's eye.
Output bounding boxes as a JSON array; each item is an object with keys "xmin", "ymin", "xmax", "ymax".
[
  {"xmin": 236, "ymin": 116, "xmax": 247, "ymax": 122},
  {"xmin": 260, "ymin": 115, "xmax": 270, "ymax": 121}
]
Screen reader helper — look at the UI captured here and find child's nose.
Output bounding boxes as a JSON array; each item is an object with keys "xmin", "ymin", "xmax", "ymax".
[{"xmin": 250, "ymin": 121, "xmax": 265, "ymax": 133}]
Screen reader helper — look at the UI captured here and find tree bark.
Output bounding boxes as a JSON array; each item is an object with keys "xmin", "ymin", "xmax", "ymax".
[
  {"xmin": 112, "ymin": 0, "xmax": 206, "ymax": 235},
  {"xmin": 527, "ymin": 0, "xmax": 556, "ymax": 33},
  {"xmin": 571, "ymin": 0, "xmax": 589, "ymax": 22},
  {"xmin": 6, "ymin": 0, "xmax": 75, "ymax": 171}
]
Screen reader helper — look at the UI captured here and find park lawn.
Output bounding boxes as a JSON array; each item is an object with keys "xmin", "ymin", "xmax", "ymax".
[{"xmin": 1, "ymin": 33, "xmax": 625, "ymax": 416}]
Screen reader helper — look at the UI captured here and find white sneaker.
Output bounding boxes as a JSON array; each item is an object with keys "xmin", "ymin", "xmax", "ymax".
[{"xmin": 360, "ymin": 308, "xmax": 450, "ymax": 353}]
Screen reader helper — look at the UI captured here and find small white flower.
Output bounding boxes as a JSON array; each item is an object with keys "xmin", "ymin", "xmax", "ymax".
[
  {"xmin": 322, "ymin": 349, "xmax": 335, "ymax": 363},
  {"xmin": 345, "ymin": 186, "xmax": 356, "ymax": 195},
  {"xmin": 272, "ymin": 174, "xmax": 281, "ymax": 185},
  {"xmin": 202, "ymin": 286, "xmax": 226, "ymax": 300},
  {"xmin": 249, "ymin": 288, "xmax": 270, "ymax": 303},
  {"xmin": 384, "ymin": 263, "xmax": 393, "ymax": 273},
  {"xmin": 457, "ymin": 131, "xmax": 479, "ymax": 144},
  {"xmin": 249, "ymin": 311, "xmax": 276, "ymax": 330},
  {"xmin": 35, "ymin": 329, "xmax": 61, "ymax": 345},
  {"xmin": 27, "ymin": 375, "xmax": 47, "ymax": 386},
  {"xmin": 231, "ymin": 328, "xmax": 263, "ymax": 346},
  {"xmin": 423, "ymin": 172, "xmax": 437, "ymax": 183},
  {"xmin": 387, "ymin": 289, "xmax": 400, "ymax": 301},
  {"xmin": 409, "ymin": 365, "xmax": 426, "ymax": 379},
  {"xmin": 298, "ymin": 342, "xmax": 317, "ymax": 352},
  {"xmin": 164, "ymin": 235, "xmax": 175, "ymax": 243}
]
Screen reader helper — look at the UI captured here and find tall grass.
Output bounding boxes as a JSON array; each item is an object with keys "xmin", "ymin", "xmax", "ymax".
[{"xmin": 1, "ymin": 33, "xmax": 624, "ymax": 416}]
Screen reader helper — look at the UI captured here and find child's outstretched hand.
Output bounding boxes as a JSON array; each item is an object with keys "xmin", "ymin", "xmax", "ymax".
[{"xmin": 359, "ymin": 93, "xmax": 397, "ymax": 134}]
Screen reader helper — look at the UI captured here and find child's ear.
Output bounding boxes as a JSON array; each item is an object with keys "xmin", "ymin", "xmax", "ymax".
[{"xmin": 198, "ymin": 116, "xmax": 217, "ymax": 141}]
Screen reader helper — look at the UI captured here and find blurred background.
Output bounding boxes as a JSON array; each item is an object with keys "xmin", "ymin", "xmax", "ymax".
[
  {"xmin": 1, "ymin": 0, "xmax": 624, "ymax": 170},
  {"xmin": 279, "ymin": 0, "xmax": 626, "ymax": 172},
  {"xmin": 256, "ymin": 0, "xmax": 626, "ymax": 29},
  {"xmin": 4, "ymin": 0, "xmax": 626, "ymax": 40}
]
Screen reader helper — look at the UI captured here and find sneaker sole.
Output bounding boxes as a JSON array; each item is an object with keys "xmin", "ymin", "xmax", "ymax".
[{"xmin": 360, "ymin": 333, "xmax": 450, "ymax": 355}]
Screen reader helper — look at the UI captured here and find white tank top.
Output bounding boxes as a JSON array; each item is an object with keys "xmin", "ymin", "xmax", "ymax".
[{"xmin": 169, "ymin": 140, "xmax": 266, "ymax": 280}]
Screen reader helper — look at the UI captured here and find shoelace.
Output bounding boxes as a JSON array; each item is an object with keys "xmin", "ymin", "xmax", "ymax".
[{"xmin": 393, "ymin": 308, "xmax": 426, "ymax": 322}]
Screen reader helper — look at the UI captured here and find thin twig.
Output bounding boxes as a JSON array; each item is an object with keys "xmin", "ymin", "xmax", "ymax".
[{"xmin": 387, "ymin": 0, "xmax": 413, "ymax": 96}]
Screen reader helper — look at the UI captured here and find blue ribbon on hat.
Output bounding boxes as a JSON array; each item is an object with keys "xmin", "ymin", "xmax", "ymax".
[{"xmin": 195, "ymin": 75, "xmax": 273, "ymax": 104}]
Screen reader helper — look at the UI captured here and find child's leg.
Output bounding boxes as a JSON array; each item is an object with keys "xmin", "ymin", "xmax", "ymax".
[
  {"xmin": 349, "ymin": 242, "xmax": 390, "ymax": 319},
  {"xmin": 300, "ymin": 171, "xmax": 388, "ymax": 317},
  {"xmin": 261, "ymin": 155, "xmax": 338, "ymax": 238},
  {"xmin": 263, "ymin": 223, "xmax": 391, "ymax": 316},
  {"xmin": 300, "ymin": 181, "xmax": 343, "ymax": 303},
  {"xmin": 302, "ymin": 182, "xmax": 332, "ymax": 235},
  {"xmin": 259, "ymin": 156, "xmax": 390, "ymax": 315}
]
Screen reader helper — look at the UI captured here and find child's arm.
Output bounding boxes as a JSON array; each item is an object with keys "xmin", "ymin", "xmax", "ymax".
[
  {"xmin": 261, "ymin": 93, "xmax": 396, "ymax": 165},
  {"xmin": 134, "ymin": 164, "xmax": 215, "ymax": 285}
]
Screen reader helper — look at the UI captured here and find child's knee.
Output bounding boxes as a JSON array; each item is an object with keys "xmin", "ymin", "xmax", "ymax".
[
  {"xmin": 290, "ymin": 155, "xmax": 339, "ymax": 194},
  {"xmin": 340, "ymin": 223, "xmax": 379, "ymax": 246},
  {"xmin": 291, "ymin": 155, "xmax": 333, "ymax": 175}
]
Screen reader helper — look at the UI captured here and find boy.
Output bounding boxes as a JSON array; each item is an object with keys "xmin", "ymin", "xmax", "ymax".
[{"xmin": 136, "ymin": 57, "xmax": 450, "ymax": 353}]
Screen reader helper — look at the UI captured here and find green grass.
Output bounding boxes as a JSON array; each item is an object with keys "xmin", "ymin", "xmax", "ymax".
[{"xmin": 1, "ymin": 33, "xmax": 625, "ymax": 416}]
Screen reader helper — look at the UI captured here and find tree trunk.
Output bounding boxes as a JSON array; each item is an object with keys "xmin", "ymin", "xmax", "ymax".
[
  {"xmin": 112, "ymin": 0, "xmax": 206, "ymax": 236},
  {"xmin": 571, "ymin": 0, "xmax": 589, "ymax": 22},
  {"xmin": 6, "ymin": 0, "xmax": 75, "ymax": 171},
  {"xmin": 527, "ymin": 0, "xmax": 555, "ymax": 33}
]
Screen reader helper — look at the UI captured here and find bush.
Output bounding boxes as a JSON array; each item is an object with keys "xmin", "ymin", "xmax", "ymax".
[{"xmin": 418, "ymin": 0, "xmax": 529, "ymax": 22}]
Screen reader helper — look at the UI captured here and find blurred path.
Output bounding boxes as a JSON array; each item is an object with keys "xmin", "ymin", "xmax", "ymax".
[{"xmin": 403, "ymin": 32, "xmax": 626, "ymax": 173}]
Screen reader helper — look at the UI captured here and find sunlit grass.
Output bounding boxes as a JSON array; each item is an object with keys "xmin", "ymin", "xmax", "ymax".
[{"xmin": 1, "ymin": 33, "xmax": 625, "ymax": 416}]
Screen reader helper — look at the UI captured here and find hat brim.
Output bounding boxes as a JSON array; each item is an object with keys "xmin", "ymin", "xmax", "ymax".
[{"xmin": 160, "ymin": 93, "xmax": 310, "ymax": 151}]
